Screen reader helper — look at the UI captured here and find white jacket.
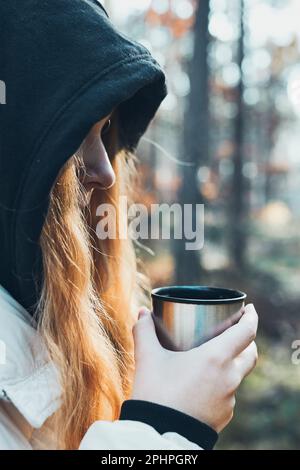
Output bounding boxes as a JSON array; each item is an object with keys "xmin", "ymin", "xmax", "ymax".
[{"xmin": 0, "ymin": 284, "xmax": 216, "ymax": 450}]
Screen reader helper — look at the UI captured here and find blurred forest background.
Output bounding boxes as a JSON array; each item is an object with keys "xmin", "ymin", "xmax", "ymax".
[{"xmin": 103, "ymin": 0, "xmax": 300, "ymax": 449}]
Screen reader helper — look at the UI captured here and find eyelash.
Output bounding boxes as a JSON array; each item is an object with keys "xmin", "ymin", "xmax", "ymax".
[{"xmin": 102, "ymin": 119, "xmax": 111, "ymax": 136}]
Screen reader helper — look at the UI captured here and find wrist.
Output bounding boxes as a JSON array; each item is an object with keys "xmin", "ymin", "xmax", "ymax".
[{"xmin": 120, "ymin": 399, "xmax": 219, "ymax": 450}]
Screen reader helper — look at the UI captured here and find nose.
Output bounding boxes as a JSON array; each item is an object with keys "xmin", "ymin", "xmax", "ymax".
[{"xmin": 82, "ymin": 135, "xmax": 116, "ymax": 190}]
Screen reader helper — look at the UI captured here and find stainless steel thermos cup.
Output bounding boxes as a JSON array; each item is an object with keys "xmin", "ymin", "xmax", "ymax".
[{"xmin": 151, "ymin": 286, "xmax": 247, "ymax": 351}]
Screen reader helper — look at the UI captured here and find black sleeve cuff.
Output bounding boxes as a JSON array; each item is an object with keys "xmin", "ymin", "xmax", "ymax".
[{"xmin": 119, "ymin": 399, "xmax": 218, "ymax": 450}]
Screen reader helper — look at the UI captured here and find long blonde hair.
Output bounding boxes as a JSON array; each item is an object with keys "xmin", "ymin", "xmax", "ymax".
[{"xmin": 36, "ymin": 114, "xmax": 149, "ymax": 449}]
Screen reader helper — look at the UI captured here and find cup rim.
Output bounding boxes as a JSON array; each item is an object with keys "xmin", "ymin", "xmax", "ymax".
[{"xmin": 151, "ymin": 285, "xmax": 247, "ymax": 305}]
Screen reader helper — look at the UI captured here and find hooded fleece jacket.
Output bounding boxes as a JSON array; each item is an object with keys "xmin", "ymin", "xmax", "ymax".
[{"xmin": 0, "ymin": 0, "xmax": 218, "ymax": 449}]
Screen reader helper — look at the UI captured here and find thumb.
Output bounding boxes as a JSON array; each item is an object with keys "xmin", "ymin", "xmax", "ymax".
[{"xmin": 133, "ymin": 307, "xmax": 162, "ymax": 358}]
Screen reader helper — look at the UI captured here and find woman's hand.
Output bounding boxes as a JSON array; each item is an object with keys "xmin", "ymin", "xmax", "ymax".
[{"xmin": 131, "ymin": 304, "xmax": 258, "ymax": 433}]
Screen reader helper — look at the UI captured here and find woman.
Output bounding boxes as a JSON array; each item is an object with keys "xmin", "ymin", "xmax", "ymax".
[{"xmin": 0, "ymin": 0, "xmax": 258, "ymax": 450}]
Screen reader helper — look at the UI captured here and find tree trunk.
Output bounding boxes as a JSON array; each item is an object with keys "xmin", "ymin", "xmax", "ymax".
[
  {"xmin": 173, "ymin": 0, "xmax": 210, "ymax": 284},
  {"xmin": 229, "ymin": 0, "xmax": 247, "ymax": 271}
]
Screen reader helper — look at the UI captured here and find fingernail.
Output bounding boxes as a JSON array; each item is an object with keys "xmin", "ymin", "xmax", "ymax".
[{"xmin": 138, "ymin": 307, "xmax": 150, "ymax": 320}]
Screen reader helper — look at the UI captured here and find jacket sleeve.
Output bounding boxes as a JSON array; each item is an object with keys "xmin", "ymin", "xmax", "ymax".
[{"xmin": 79, "ymin": 400, "xmax": 218, "ymax": 450}]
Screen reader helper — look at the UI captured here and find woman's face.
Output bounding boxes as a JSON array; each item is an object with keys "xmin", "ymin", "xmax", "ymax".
[{"xmin": 80, "ymin": 112, "xmax": 115, "ymax": 191}]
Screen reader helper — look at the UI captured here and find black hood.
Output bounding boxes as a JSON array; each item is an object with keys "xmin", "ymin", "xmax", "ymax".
[{"xmin": 0, "ymin": 0, "xmax": 167, "ymax": 312}]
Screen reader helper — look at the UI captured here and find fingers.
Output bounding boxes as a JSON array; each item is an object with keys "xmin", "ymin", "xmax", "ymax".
[
  {"xmin": 210, "ymin": 304, "xmax": 258, "ymax": 359},
  {"xmin": 235, "ymin": 341, "xmax": 258, "ymax": 379},
  {"xmin": 132, "ymin": 307, "xmax": 162, "ymax": 358}
]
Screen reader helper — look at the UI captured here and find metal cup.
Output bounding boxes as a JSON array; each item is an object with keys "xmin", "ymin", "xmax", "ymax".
[{"xmin": 151, "ymin": 286, "xmax": 247, "ymax": 351}]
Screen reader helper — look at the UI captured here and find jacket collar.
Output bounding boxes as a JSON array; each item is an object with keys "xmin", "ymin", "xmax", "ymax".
[{"xmin": 0, "ymin": 284, "xmax": 61, "ymax": 428}]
